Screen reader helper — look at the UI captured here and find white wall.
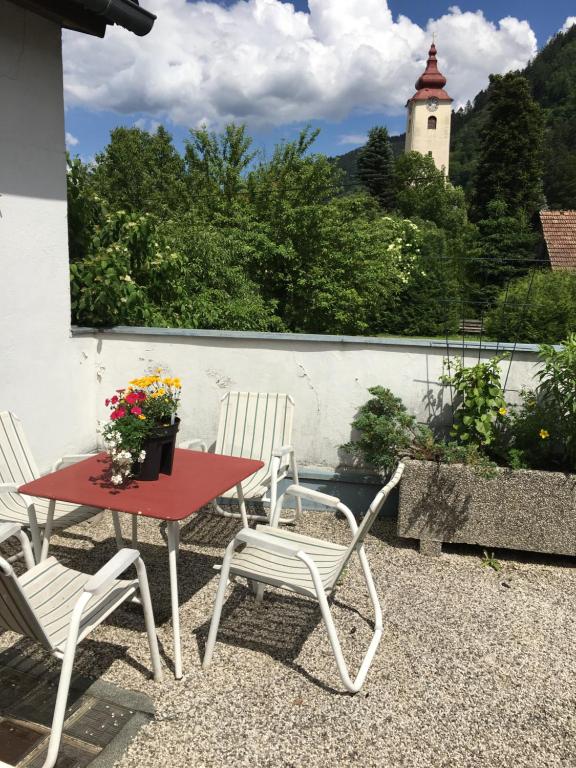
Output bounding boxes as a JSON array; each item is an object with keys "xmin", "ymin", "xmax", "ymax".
[
  {"xmin": 80, "ymin": 328, "xmax": 542, "ymax": 471},
  {"xmin": 0, "ymin": 3, "xmax": 95, "ymax": 468}
]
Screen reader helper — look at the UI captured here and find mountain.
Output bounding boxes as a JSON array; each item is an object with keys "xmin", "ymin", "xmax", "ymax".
[{"xmin": 335, "ymin": 25, "xmax": 576, "ymax": 208}]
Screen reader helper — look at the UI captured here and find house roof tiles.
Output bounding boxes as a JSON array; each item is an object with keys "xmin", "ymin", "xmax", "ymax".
[{"xmin": 539, "ymin": 210, "xmax": 576, "ymax": 270}]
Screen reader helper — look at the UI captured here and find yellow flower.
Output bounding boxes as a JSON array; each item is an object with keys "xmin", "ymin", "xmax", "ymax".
[
  {"xmin": 173, "ymin": 378, "xmax": 182, "ymax": 388},
  {"xmin": 498, "ymin": 407, "xmax": 507, "ymax": 416},
  {"xmin": 138, "ymin": 415, "xmax": 146, "ymax": 420},
  {"xmin": 157, "ymin": 388, "xmax": 166, "ymax": 396},
  {"xmin": 539, "ymin": 429, "xmax": 550, "ymax": 439}
]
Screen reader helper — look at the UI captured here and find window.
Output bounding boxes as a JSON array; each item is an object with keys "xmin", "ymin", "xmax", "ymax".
[{"xmin": 428, "ymin": 116, "xmax": 437, "ymax": 130}]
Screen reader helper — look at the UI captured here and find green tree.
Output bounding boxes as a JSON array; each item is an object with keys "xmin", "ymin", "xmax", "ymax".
[
  {"xmin": 66, "ymin": 154, "xmax": 106, "ymax": 263},
  {"xmin": 184, "ymin": 123, "xmax": 256, "ymax": 218},
  {"xmin": 484, "ymin": 269, "xmax": 576, "ymax": 344},
  {"xmin": 469, "ymin": 199, "xmax": 540, "ymax": 309},
  {"xmin": 91, "ymin": 126, "xmax": 188, "ymax": 216},
  {"xmin": 357, "ymin": 126, "xmax": 396, "ymax": 210},
  {"xmin": 472, "ymin": 73, "xmax": 545, "ymax": 221}
]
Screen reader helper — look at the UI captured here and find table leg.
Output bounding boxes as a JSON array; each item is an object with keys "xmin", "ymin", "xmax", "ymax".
[
  {"xmin": 40, "ymin": 500, "xmax": 56, "ymax": 561},
  {"xmin": 167, "ymin": 520, "xmax": 182, "ymax": 679},
  {"xmin": 131, "ymin": 515, "xmax": 138, "ymax": 548},
  {"xmin": 111, "ymin": 511, "xmax": 124, "ymax": 550},
  {"xmin": 236, "ymin": 483, "xmax": 248, "ymax": 528}
]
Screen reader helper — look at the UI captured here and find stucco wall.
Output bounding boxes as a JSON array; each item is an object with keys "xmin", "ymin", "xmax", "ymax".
[
  {"xmin": 75, "ymin": 328, "xmax": 542, "ymax": 471},
  {"xmin": 0, "ymin": 3, "xmax": 95, "ymax": 469}
]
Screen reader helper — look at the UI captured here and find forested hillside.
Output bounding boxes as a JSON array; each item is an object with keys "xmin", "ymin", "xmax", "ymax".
[{"xmin": 452, "ymin": 25, "xmax": 576, "ymax": 207}]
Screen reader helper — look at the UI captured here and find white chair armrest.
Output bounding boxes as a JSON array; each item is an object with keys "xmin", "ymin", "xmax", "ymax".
[
  {"xmin": 0, "ymin": 523, "xmax": 35, "ymax": 569},
  {"xmin": 0, "ymin": 482, "xmax": 19, "ymax": 495},
  {"xmin": 0, "ymin": 522, "xmax": 22, "ymax": 544},
  {"xmin": 179, "ymin": 439, "xmax": 208, "ymax": 452},
  {"xmin": 236, "ymin": 528, "xmax": 303, "ymax": 558},
  {"xmin": 83, "ymin": 548, "xmax": 140, "ymax": 596},
  {"xmin": 284, "ymin": 484, "xmax": 340, "ymax": 509},
  {"xmin": 52, "ymin": 453, "xmax": 97, "ymax": 473},
  {"xmin": 272, "ymin": 444, "xmax": 294, "ymax": 458}
]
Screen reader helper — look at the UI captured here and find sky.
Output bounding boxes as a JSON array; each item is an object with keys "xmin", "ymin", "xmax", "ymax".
[{"xmin": 63, "ymin": 0, "xmax": 576, "ymax": 161}]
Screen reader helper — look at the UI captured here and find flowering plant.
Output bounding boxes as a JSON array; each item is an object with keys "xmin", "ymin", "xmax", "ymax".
[{"xmin": 100, "ymin": 370, "xmax": 182, "ymax": 485}]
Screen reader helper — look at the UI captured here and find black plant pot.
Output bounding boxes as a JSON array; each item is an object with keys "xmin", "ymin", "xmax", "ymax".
[{"xmin": 134, "ymin": 418, "xmax": 180, "ymax": 481}]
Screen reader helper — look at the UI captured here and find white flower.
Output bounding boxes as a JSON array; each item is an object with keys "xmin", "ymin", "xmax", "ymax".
[
  {"xmin": 111, "ymin": 474, "xmax": 123, "ymax": 486},
  {"xmin": 138, "ymin": 450, "xmax": 146, "ymax": 462}
]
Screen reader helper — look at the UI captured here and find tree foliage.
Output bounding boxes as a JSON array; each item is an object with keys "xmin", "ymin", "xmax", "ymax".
[
  {"xmin": 472, "ymin": 73, "xmax": 545, "ymax": 221},
  {"xmin": 357, "ymin": 126, "xmax": 396, "ymax": 210}
]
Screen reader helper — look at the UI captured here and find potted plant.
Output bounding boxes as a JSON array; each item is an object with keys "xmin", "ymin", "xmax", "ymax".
[
  {"xmin": 100, "ymin": 370, "xmax": 182, "ymax": 485},
  {"xmin": 344, "ymin": 336, "xmax": 576, "ymax": 557}
]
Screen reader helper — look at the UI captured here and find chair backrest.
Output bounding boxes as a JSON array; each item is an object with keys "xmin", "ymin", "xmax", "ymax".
[
  {"xmin": 0, "ymin": 557, "xmax": 52, "ymax": 650},
  {"xmin": 334, "ymin": 463, "xmax": 405, "ymax": 580},
  {"xmin": 216, "ymin": 393, "xmax": 295, "ymax": 493},
  {"xmin": 0, "ymin": 411, "xmax": 39, "ymax": 486}
]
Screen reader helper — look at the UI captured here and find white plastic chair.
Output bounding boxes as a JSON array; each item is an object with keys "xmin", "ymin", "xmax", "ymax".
[
  {"xmin": 0, "ymin": 411, "xmax": 101, "ymax": 561},
  {"xmin": 0, "ymin": 522, "xmax": 162, "ymax": 768},
  {"xmin": 182, "ymin": 392, "xmax": 302, "ymax": 524},
  {"xmin": 203, "ymin": 463, "xmax": 405, "ymax": 693}
]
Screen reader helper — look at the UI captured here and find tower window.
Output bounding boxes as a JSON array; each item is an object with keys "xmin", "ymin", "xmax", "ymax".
[{"xmin": 428, "ymin": 116, "xmax": 437, "ymax": 130}]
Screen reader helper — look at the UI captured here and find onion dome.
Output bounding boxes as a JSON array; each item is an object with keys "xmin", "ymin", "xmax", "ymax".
[{"xmin": 415, "ymin": 43, "xmax": 447, "ymax": 90}]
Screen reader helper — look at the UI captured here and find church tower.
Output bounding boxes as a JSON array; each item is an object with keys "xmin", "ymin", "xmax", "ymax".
[{"xmin": 405, "ymin": 42, "xmax": 453, "ymax": 175}]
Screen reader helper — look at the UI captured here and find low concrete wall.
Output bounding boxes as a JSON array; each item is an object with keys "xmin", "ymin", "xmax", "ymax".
[{"xmin": 73, "ymin": 326, "xmax": 543, "ymax": 472}]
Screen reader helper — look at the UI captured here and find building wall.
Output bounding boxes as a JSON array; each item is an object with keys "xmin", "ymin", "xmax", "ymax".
[
  {"xmin": 74, "ymin": 327, "xmax": 542, "ymax": 472},
  {"xmin": 405, "ymin": 101, "xmax": 451, "ymax": 174},
  {"xmin": 0, "ymin": 3, "xmax": 95, "ymax": 469}
]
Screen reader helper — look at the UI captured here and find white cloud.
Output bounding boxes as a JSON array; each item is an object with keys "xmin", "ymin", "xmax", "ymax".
[
  {"xmin": 65, "ymin": 131, "xmax": 79, "ymax": 147},
  {"xmin": 338, "ymin": 133, "xmax": 367, "ymax": 145},
  {"xmin": 561, "ymin": 16, "xmax": 576, "ymax": 33},
  {"xmin": 62, "ymin": 0, "xmax": 537, "ymax": 129},
  {"xmin": 133, "ymin": 117, "xmax": 162, "ymax": 132}
]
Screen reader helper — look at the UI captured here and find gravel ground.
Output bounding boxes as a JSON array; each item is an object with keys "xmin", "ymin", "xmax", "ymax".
[{"xmin": 2, "ymin": 509, "xmax": 576, "ymax": 768}]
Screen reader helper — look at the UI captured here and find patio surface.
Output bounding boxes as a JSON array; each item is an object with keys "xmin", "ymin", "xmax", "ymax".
[{"xmin": 1, "ymin": 508, "xmax": 575, "ymax": 768}]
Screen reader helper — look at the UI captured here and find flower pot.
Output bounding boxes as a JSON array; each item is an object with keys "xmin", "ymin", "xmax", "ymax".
[
  {"xmin": 397, "ymin": 458, "xmax": 576, "ymax": 557},
  {"xmin": 134, "ymin": 418, "xmax": 180, "ymax": 481}
]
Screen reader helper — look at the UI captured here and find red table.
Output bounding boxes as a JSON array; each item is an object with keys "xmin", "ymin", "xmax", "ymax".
[{"xmin": 20, "ymin": 449, "xmax": 264, "ymax": 679}]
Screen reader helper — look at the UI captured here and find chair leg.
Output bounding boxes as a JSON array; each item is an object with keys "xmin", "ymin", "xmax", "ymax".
[
  {"xmin": 135, "ymin": 558, "xmax": 163, "ymax": 682},
  {"xmin": 203, "ymin": 540, "xmax": 237, "ymax": 668},
  {"xmin": 302, "ymin": 551, "xmax": 383, "ymax": 693},
  {"xmin": 41, "ymin": 594, "xmax": 89, "ymax": 768}
]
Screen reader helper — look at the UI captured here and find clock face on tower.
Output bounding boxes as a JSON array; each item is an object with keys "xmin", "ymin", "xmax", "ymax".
[{"xmin": 426, "ymin": 97, "xmax": 439, "ymax": 112}]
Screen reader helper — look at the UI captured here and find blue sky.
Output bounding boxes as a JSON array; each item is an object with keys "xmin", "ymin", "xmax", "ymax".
[{"xmin": 63, "ymin": 0, "xmax": 575, "ymax": 161}]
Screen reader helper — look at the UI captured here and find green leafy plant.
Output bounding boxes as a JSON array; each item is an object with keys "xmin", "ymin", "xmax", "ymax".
[
  {"xmin": 537, "ymin": 335, "xmax": 576, "ymax": 470},
  {"xmin": 481, "ymin": 550, "xmax": 502, "ymax": 571},
  {"xmin": 442, "ymin": 355, "xmax": 508, "ymax": 447},
  {"xmin": 342, "ymin": 386, "xmax": 425, "ymax": 473},
  {"xmin": 343, "ymin": 386, "xmax": 498, "ymax": 476}
]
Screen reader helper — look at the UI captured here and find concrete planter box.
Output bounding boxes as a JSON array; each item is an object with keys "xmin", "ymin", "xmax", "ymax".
[{"xmin": 398, "ymin": 459, "xmax": 576, "ymax": 557}]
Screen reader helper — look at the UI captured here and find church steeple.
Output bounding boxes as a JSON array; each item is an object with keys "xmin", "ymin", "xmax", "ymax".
[
  {"xmin": 415, "ymin": 43, "xmax": 447, "ymax": 91},
  {"xmin": 404, "ymin": 40, "xmax": 453, "ymax": 176}
]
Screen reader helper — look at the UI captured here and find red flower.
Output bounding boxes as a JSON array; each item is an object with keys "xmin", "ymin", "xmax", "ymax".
[
  {"xmin": 125, "ymin": 392, "xmax": 140, "ymax": 405},
  {"xmin": 137, "ymin": 391, "xmax": 146, "ymax": 401},
  {"xmin": 105, "ymin": 399, "xmax": 110, "ymax": 406},
  {"xmin": 131, "ymin": 406, "xmax": 143, "ymax": 416},
  {"xmin": 111, "ymin": 395, "xmax": 119, "ymax": 405},
  {"xmin": 110, "ymin": 407, "xmax": 126, "ymax": 420}
]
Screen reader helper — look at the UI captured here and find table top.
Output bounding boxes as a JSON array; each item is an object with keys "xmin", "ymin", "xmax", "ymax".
[{"xmin": 19, "ymin": 450, "xmax": 264, "ymax": 521}]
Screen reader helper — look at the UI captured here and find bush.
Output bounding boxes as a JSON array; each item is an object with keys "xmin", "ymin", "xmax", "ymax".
[{"xmin": 485, "ymin": 269, "xmax": 576, "ymax": 343}]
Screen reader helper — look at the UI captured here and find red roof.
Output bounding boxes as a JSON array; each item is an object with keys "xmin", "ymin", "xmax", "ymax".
[
  {"xmin": 407, "ymin": 42, "xmax": 453, "ymax": 105},
  {"xmin": 539, "ymin": 210, "xmax": 576, "ymax": 270}
]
